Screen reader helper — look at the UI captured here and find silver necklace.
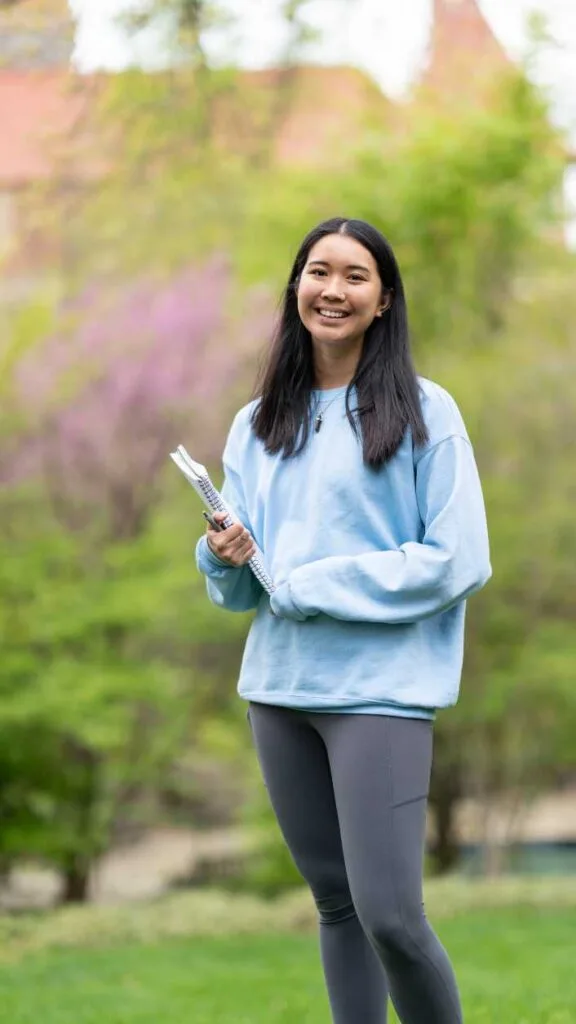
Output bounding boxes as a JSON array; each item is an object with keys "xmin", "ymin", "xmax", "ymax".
[{"xmin": 313, "ymin": 392, "xmax": 342, "ymax": 433}]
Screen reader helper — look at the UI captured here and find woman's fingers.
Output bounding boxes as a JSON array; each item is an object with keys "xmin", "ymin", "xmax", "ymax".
[
  {"xmin": 236, "ymin": 538, "xmax": 256, "ymax": 566},
  {"xmin": 206, "ymin": 520, "xmax": 256, "ymax": 567},
  {"xmin": 221, "ymin": 535, "xmax": 256, "ymax": 566}
]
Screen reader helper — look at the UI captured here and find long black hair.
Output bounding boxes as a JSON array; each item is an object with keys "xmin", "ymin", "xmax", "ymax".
[{"xmin": 250, "ymin": 217, "xmax": 428, "ymax": 469}]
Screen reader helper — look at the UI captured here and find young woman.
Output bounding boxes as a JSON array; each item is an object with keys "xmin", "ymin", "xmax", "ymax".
[{"xmin": 196, "ymin": 217, "xmax": 491, "ymax": 1024}]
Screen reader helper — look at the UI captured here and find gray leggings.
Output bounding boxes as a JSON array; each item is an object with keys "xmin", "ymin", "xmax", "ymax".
[{"xmin": 247, "ymin": 702, "xmax": 463, "ymax": 1024}]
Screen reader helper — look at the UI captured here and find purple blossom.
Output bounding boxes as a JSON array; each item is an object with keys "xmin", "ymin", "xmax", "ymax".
[{"xmin": 10, "ymin": 258, "xmax": 273, "ymax": 538}]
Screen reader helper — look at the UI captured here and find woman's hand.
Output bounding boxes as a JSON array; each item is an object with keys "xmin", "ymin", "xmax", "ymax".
[{"xmin": 206, "ymin": 513, "xmax": 256, "ymax": 567}]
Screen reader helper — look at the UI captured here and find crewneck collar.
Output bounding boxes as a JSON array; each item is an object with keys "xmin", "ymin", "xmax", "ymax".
[{"xmin": 311, "ymin": 383, "xmax": 350, "ymax": 397}]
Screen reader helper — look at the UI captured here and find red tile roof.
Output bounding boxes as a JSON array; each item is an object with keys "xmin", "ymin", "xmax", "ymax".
[
  {"xmin": 0, "ymin": 69, "xmax": 100, "ymax": 186},
  {"xmin": 420, "ymin": 0, "xmax": 510, "ymax": 102},
  {"xmin": 0, "ymin": 64, "xmax": 391, "ymax": 185}
]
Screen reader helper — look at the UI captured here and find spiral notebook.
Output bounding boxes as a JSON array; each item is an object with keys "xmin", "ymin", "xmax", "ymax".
[{"xmin": 170, "ymin": 445, "xmax": 275, "ymax": 595}]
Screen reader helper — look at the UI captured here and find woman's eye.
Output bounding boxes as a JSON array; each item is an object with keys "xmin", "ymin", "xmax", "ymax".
[
  {"xmin": 310, "ymin": 268, "xmax": 326, "ymax": 277},
  {"xmin": 349, "ymin": 275, "xmax": 365, "ymax": 283}
]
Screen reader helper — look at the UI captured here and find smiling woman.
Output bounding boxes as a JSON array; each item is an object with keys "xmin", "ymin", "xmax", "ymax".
[{"xmin": 195, "ymin": 216, "xmax": 492, "ymax": 1023}]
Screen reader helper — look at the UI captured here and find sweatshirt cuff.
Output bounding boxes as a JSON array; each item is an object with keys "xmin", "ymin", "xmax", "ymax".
[
  {"xmin": 196, "ymin": 535, "xmax": 234, "ymax": 577},
  {"xmin": 269, "ymin": 580, "xmax": 308, "ymax": 622},
  {"xmin": 284, "ymin": 563, "xmax": 318, "ymax": 617}
]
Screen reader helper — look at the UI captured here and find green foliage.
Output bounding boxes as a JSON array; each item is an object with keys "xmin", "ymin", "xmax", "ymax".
[
  {"xmin": 0, "ymin": 293, "xmax": 59, "ymax": 451},
  {"xmin": 238, "ymin": 71, "xmax": 563, "ymax": 338},
  {"xmin": 431, "ymin": 257, "xmax": 576, "ymax": 814},
  {"xmin": 0, "ymin": 472, "xmax": 254, "ymax": 887},
  {"xmin": 231, "ymin": 785, "xmax": 304, "ymax": 898}
]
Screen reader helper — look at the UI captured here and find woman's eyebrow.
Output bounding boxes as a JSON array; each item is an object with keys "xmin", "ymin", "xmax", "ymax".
[{"xmin": 308, "ymin": 259, "xmax": 371, "ymax": 273}]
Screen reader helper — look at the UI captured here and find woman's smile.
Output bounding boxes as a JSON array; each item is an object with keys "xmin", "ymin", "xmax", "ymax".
[{"xmin": 315, "ymin": 307, "xmax": 351, "ymax": 322}]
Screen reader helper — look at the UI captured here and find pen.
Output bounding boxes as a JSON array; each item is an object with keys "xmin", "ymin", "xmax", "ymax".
[{"xmin": 203, "ymin": 510, "xmax": 226, "ymax": 532}]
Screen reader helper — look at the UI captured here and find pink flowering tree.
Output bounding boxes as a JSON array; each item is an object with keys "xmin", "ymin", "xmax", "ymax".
[
  {"xmin": 0, "ymin": 259, "xmax": 271, "ymax": 901},
  {"xmin": 12, "ymin": 255, "xmax": 265, "ymax": 537}
]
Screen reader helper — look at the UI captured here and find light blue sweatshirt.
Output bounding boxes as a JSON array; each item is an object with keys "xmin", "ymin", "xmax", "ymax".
[{"xmin": 195, "ymin": 378, "xmax": 491, "ymax": 718}]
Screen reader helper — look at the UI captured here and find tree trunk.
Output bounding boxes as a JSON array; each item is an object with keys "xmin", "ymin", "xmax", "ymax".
[
  {"xmin": 428, "ymin": 733, "xmax": 464, "ymax": 874},
  {"xmin": 429, "ymin": 786, "xmax": 461, "ymax": 874},
  {"xmin": 58, "ymin": 738, "xmax": 101, "ymax": 904},
  {"xmin": 61, "ymin": 856, "xmax": 91, "ymax": 903}
]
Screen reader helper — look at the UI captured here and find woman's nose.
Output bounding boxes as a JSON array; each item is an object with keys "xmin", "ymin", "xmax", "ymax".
[{"xmin": 321, "ymin": 280, "xmax": 346, "ymax": 301}]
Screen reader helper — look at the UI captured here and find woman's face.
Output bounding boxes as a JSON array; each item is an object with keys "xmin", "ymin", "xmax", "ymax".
[{"xmin": 296, "ymin": 233, "xmax": 387, "ymax": 350}]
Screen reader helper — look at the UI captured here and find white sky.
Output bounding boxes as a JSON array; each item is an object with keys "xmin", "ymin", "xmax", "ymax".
[{"xmin": 69, "ymin": 0, "xmax": 576, "ymax": 241}]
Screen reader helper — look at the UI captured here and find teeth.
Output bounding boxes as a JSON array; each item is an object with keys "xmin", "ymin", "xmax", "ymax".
[{"xmin": 318, "ymin": 309, "xmax": 347, "ymax": 318}]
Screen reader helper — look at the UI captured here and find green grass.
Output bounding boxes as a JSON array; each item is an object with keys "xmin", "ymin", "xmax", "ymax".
[{"xmin": 0, "ymin": 906, "xmax": 574, "ymax": 1023}]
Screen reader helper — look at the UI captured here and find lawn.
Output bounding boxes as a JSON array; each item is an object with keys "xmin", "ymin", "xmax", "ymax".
[{"xmin": 0, "ymin": 904, "xmax": 574, "ymax": 1023}]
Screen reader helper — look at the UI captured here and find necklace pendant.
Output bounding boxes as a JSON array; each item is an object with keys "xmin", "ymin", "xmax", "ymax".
[{"xmin": 314, "ymin": 413, "xmax": 323, "ymax": 433}]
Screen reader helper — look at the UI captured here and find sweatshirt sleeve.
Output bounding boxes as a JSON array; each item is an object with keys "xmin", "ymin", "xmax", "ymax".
[
  {"xmin": 270, "ymin": 435, "xmax": 492, "ymax": 624},
  {"xmin": 195, "ymin": 420, "xmax": 264, "ymax": 613}
]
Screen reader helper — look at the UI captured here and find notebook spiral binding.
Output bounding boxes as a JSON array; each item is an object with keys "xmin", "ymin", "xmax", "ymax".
[{"xmin": 169, "ymin": 445, "xmax": 276, "ymax": 596}]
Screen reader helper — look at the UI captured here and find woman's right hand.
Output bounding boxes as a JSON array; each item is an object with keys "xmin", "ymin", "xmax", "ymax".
[{"xmin": 206, "ymin": 512, "xmax": 256, "ymax": 567}]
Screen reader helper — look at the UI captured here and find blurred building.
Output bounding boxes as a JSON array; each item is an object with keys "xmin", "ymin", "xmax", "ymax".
[
  {"xmin": 0, "ymin": 0, "xmax": 568, "ymax": 283},
  {"xmin": 0, "ymin": 0, "xmax": 84, "ymax": 289},
  {"xmin": 421, "ymin": 0, "xmax": 510, "ymax": 103}
]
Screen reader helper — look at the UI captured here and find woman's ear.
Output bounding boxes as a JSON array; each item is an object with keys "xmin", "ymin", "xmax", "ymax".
[{"xmin": 376, "ymin": 288, "xmax": 394, "ymax": 316}]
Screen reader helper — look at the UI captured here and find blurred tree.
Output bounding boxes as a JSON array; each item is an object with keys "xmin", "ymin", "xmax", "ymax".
[
  {"xmin": 12, "ymin": 257, "xmax": 247, "ymax": 532},
  {"xmin": 0, "ymin": 258, "xmax": 270, "ymax": 900},
  {"xmin": 437, "ymin": 271, "xmax": 576, "ymax": 873}
]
